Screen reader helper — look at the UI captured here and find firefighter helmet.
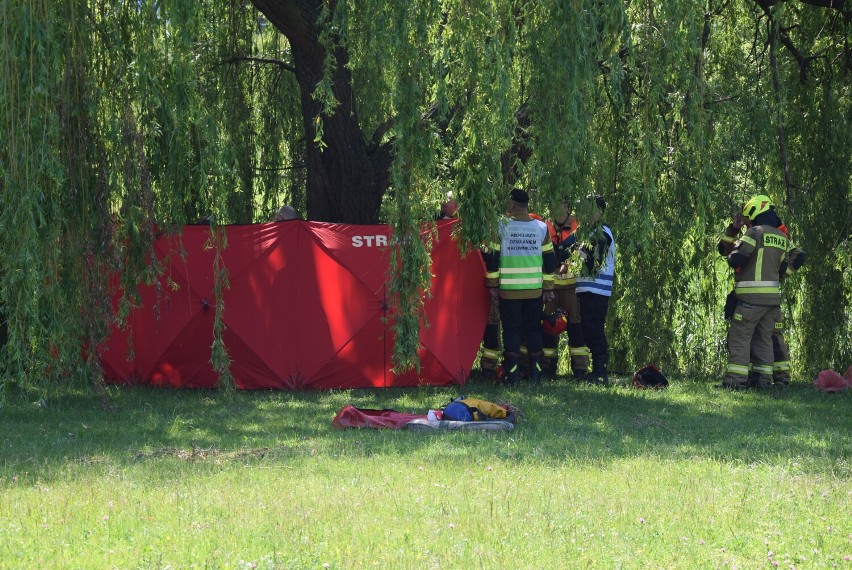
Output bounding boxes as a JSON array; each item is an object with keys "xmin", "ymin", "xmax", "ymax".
[
  {"xmin": 542, "ymin": 308, "xmax": 568, "ymax": 336},
  {"xmin": 742, "ymin": 195, "xmax": 772, "ymax": 220}
]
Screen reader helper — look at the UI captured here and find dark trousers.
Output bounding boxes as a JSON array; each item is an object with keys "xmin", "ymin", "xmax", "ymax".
[
  {"xmin": 499, "ymin": 296, "xmax": 543, "ymax": 356},
  {"xmin": 578, "ymin": 292, "xmax": 610, "ymax": 372}
]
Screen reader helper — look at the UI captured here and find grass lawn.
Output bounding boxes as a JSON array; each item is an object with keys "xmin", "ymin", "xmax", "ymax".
[{"xmin": 0, "ymin": 375, "xmax": 850, "ymax": 569}]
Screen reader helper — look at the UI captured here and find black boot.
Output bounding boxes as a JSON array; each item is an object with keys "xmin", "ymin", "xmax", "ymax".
[
  {"xmin": 528, "ymin": 351, "xmax": 544, "ymax": 385},
  {"xmin": 503, "ymin": 352, "xmax": 521, "ymax": 386},
  {"xmin": 591, "ymin": 353, "xmax": 609, "ymax": 386}
]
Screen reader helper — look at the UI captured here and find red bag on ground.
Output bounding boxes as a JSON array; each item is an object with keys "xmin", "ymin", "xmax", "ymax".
[{"xmin": 814, "ymin": 370, "xmax": 849, "ymax": 393}]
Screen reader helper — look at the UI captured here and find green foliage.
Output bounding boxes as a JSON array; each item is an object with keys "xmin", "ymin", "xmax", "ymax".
[
  {"xmin": 383, "ymin": 1, "xmax": 442, "ymax": 371},
  {"xmin": 1, "ymin": 0, "xmax": 302, "ymax": 392},
  {"xmin": 1, "ymin": 0, "xmax": 849, "ymax": 392}
]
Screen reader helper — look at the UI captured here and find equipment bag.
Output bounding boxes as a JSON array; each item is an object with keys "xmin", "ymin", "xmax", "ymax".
[
  {"xmin": 632, "ymin": 364, "xmax": 669, "ymax": 389},
  {"xmin": 442, "ymin": 397, "xmax": 515, "ymax": 422}
]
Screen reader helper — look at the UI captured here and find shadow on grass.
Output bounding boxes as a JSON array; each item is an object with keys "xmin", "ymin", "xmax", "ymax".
[{"xmin": 1, "ymin": 375, "xmax": 850, "ymax": 481}]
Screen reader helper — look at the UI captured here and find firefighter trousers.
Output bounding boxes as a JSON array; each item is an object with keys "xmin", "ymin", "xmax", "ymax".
[
  {"xmin": 542, "ymin": 286, "xmax": 589, "ymax": 375},
  {"xmin": 725, "ymin": 302, "xmax": 780, "ymax": 388},
  {"xmin": 726, "ymin": 292, "xmax": 792, "ymax": 384},
  {"xmin": 770, "ymin": 327, "xmax": 791, "ymax": 384},
  {"xmin": 747, "ymin": 327, "xmax": 791, "ymax": 384},
  {"xmin": 479, "ymin": 301, "xmax": 502, "ymax": 373}
]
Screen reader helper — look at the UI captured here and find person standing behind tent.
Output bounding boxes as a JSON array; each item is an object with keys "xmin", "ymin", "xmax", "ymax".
[
  {"xmin": 484, "ymin": 189, "xmax": 556, "ymax": 385},
  {"xmin": 718, "ymin": 196, "xmax": 806, "ymax": 387},
  {"xmin": 544, "ymin": 204, "xmax": 590, "ymax": 377},
  {"xmin": 437, "ymin": 192, "xmax": 459, "ymax": 220},
  {"xmin": 275, "ymin": 205, "xmax": 300, "ymax": 221},
  {"xmin": 720, "ymin": 195, "xmax": 790, "ymax": 389},
  {"xmin": 574, "ymin": 195, "xmax": 615, "ymax": 385}
]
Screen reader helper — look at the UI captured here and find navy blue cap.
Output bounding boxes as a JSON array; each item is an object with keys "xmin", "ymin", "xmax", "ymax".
[{"xmin": 510, "ymin": 189, "xmax": 529, "ymax": 205}]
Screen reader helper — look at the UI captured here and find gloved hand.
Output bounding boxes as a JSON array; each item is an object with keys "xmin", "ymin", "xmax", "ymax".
[
  {"xmin": 542, "ymin": 290, "xmax": 555, "ymax": 303},
  {"xmin": 723, "ymin": 290, "xmax": 737, "ymax": 320},
  {"xmin": 489, "ymin": 288, "xmax": 499, "ymax": 303}
]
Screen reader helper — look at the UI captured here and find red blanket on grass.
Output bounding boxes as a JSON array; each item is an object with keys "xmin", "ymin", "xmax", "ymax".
[{"xmin": 332, "ymin": 405, "xmax": 426, "ymax": 429}]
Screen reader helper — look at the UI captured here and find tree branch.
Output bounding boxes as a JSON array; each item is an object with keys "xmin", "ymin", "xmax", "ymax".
[
  {"xmin": 798, "ymin": 0, "xmax": 848, "ymax": 13},
  {"xmin": 217, "ymin": 56, "xmax": 296, "ymax": 74},
  {"xmin": 768, "ymin": 25, "xmax": 797, "ymax": 205},
  {"xmin": 755, "ymin": 0, "xmax": 848, "ymax": 12},
  {"xmin": 367, "ymin": 118, "xmax": 395, "ymax": 153},
  {"xmin": 752, "ymin": 1, "xmax": 828, "ymax": 82}
]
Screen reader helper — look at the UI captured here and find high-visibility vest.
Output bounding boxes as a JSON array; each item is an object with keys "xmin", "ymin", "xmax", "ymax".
[
  {"xmin": 496, "ymin": 216, "xmax": 551, "ymax": 291},
  {"xmin": 576, "ymin": 225, "xmax": 616, "ymax": 297},
  {"xmin": 547, "ymin": 218, "xmax": 578, "ymax": 247},
  {"xmin": 547, "ymin": 218, "xmax": 579, "ymax": 287}
]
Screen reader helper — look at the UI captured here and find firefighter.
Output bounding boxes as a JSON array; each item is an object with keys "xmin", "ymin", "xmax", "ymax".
[
  {"xmin": 484, "ymin": 189, "xmax": 557, "ymax": 385},
  {"xmin": 484, "ymin": 210, "xmax": 544, "ymax": 382},
  {"xmin": 718, "ymin": 201, "xmax": 806, "ymax": 386},
  {"xmin": 574, "ymin": 195, "xmax": 615, "ymax": 385},
  {"xmin": 544, "ymin": 204, "xmax": 590, "ymax": 377},
  {"xmin": 721, "ymin": 195, "xmax": 790, "ymax": 389}
]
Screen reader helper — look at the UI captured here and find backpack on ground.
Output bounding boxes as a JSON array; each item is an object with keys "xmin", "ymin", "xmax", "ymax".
[
  {"xmin": 442, "ymin": 397, "xmax": 516, "ymax": 423},
  {"xmin": 632, "ymin": 364, "xmax": 669, "ymax": 389}
]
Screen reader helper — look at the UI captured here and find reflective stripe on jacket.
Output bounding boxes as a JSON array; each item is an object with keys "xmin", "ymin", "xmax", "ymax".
[
  {"xmin": 730, "ymin": 225, "xmax": 787, "ymax": 305},
  {"xmin": 576, "ymin": 225, "xmax": 615, "ymax": 297}
]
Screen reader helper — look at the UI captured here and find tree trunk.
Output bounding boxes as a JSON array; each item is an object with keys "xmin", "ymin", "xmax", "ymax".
[{"xmin": 250, "ymin": 0, "xmax": 392, "ymax": 223}]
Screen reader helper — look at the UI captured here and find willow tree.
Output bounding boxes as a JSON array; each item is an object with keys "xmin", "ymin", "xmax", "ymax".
[{"xmin": 1, "ymin": 0, "xmax": 849, "ymax": 394}]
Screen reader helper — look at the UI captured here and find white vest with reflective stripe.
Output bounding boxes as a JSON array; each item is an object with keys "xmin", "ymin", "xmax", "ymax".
[{"xmin": 576, "ymin": 225, "xmax": 615, "ymax": 297}]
